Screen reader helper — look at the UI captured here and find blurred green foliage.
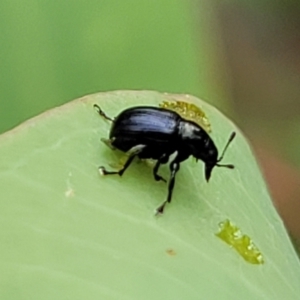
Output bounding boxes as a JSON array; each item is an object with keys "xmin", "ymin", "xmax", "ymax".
[{"xmin": 0, "ymin": 0, "xmax": 211, "ymax": 133}]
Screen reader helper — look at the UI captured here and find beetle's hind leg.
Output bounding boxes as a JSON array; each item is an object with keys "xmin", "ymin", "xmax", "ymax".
[
  {"xmin": 99, "ymin": 145, "xmax": 145, "ymax": 177},
  {"xmin": 94, "ymin": 104, "xmax": 114, "ymax": 122},
  {"xmin": 101, "ymin": 138, "xmax": 116, "ymax": 150}
]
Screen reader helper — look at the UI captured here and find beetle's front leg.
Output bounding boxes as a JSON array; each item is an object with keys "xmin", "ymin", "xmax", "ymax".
[
  {"xmin": 99, "ymin": 145, "xmax": 145, "ymax": 177},
  {"xmin": 156, "ymin": 160, "xmax": 180, "ymax": 214}
]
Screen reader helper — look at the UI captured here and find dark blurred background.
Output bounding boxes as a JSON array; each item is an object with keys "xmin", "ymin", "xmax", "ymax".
[{"xmin": 0, "ymin": 0, "xmax": 299, "ymax": 252}]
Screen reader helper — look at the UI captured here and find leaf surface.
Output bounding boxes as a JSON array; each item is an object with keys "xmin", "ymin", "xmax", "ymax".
[{"xmin": 0, "ymin": 91, "xmax": 299, "ymax": 300}]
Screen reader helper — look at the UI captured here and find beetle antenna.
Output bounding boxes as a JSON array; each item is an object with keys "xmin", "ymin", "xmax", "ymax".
[
  {"xmin": 94, "ymin": 104, "xmax": 114, "ymax": 122},
  {"xmin": 216, "ymin": 163, "xmax": 235, "ymax": 169},
  {"xmin": 216, "ymin": 131, "xmax": 236, "ymax": 164}
]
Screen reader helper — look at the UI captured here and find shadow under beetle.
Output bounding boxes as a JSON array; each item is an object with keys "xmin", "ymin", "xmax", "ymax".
[{"xmin": 94, "ymin": 104, "xmax": 235, "ymax": 214}]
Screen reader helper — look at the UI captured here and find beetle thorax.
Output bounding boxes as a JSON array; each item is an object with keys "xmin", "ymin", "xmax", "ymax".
[
  {"xmin": 178, "ymin": 120, "xmax": 218, "ymax": 163},
  {"xmin": 178, "ymin": 120, "xmax": 203, "ymax": 140}
]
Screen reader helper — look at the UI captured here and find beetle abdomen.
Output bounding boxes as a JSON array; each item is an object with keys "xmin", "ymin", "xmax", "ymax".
[{"xmin": 110, "ymin": 107, "xmax": 181, "ymax": 153}]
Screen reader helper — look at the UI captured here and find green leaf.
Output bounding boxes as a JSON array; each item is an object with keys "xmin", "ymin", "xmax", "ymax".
[{"xmin": 0, "ymin": 91, "xmax": 299, "ymax": 300}]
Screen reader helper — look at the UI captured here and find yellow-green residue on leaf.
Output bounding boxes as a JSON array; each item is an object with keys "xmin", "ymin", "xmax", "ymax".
[
  {"xmin": 216, "ymin": 219, "xmax": 264, "ymax": 265},
  {"xmin": 159, "ymin": 100, "xmax": 211, "ymax": 133}
]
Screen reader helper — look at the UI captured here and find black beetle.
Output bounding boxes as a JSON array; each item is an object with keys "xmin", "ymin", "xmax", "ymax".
[{"xmin": 94, "ymin": 104, "xmax": 235, "ymax": 214}]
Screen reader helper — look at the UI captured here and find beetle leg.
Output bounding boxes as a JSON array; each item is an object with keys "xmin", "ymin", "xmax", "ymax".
[
  {"xmin": 153, "ymin": 161, "xmax": 166, "ymax": 182},
  {"xmin": 153, "ymin": 154, "xmax": 168, "ymax": 183},
  {"xmin": 94, "ymin": 104, "xmax": 114, "ymax": 122},
  {"xmin": 153, "ymin": 154, "xmax": 169, "ymax": 182},
  {"xmin": 156, "ymin": 160, "xmax": 180, "ymax": 214},
  {"xmin": 101, "ymin": 138, "xmax": 116, "ymax": 150},
  {"xmin": 99, "ymin": 145, "xmax": 145, "ymax": 177}
]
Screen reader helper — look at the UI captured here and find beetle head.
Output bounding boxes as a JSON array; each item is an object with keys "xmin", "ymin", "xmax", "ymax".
[{"xmin": 204, "ymin": 132, "xmax": 236, "ymax": 181}]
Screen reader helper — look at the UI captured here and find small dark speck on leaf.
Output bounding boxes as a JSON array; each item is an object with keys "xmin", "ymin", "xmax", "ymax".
[{"xmin": 166, "ymin": 249, "xmax": 176, "ymax": 256}]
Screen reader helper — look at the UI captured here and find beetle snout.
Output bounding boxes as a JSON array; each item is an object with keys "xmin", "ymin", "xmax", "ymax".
[{"xmin": 205, "ymin": 163, "xmax": 215, "ymax": 182}]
